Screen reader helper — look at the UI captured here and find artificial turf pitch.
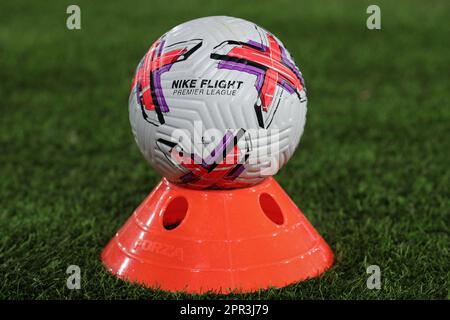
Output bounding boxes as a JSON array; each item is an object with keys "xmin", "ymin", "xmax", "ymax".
[{"xmin": 0, "ymin": 0, "xmax": 449, "ymax": 299}]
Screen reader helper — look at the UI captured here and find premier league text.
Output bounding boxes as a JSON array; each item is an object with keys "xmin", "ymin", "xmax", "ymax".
[{"xmin": 172, "ymin": 79, "xmax": 244, "ymax": 96}]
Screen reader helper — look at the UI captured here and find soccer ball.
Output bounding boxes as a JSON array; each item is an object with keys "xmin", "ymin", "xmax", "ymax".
[{"xmin": 129, "ymin": 16, "xmax": 307, "ymax": 189}]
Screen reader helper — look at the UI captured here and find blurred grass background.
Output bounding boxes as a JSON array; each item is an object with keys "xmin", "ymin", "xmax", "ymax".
[{"xmin": 0, "ymin": 0, "xmax": 449, "ymax": 299}]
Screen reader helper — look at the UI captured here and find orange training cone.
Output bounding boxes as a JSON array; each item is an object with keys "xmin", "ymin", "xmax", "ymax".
[{"xmin": 101, "ymin": 177, "xmax": 333, "ymax": 293}]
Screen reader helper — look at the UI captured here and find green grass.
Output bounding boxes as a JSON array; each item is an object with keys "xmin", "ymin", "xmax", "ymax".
[{"xmin": 0, "ymin": 0, "xmax": 449, "ymax": 299}]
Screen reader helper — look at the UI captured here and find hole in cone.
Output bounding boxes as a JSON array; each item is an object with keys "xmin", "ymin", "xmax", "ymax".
[
  {"xmin": 259, "ymin": 192, "xmax": 284, "ymax": 225},
  {"xmin": 162, "ymin": 196, "xmax": 188, "ymax": 230}
]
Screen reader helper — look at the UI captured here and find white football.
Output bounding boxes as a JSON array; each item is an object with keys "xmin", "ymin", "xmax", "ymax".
[{"xmin": 129, "ymin": 16, "xmax": 307, "ymax": 189}]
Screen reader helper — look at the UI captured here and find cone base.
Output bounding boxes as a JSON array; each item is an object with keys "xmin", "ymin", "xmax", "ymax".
[{"xmin": 101, "ymin": 177, "xmax": 333, "ymax": 293}]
